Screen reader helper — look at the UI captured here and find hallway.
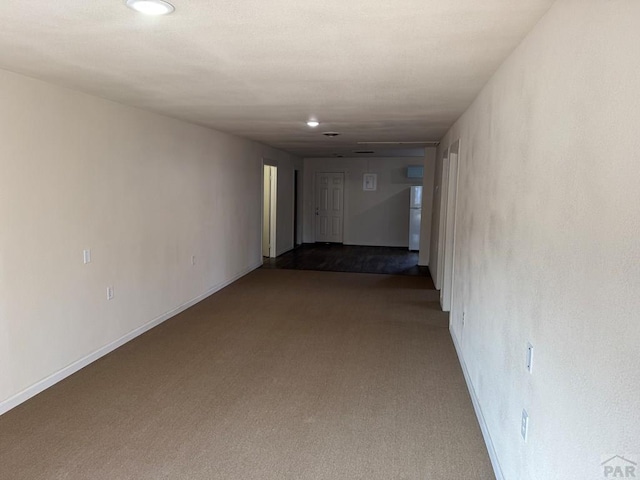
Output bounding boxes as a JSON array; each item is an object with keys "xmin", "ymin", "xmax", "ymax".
[{"xmin": 0, "ymin": 269, "xmax": 492, "ymax": 480}]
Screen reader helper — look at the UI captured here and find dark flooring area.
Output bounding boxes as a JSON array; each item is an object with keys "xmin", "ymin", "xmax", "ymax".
[{"xmin": 262, "ymin": 243, "xmax": 432, "ymax": 281}]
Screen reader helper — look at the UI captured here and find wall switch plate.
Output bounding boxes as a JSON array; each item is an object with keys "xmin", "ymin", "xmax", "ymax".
[
  {"xmin": 526, "ymin": 342, "xmax": 534, "ymax": 373},
  {"xmin": 191, "ymin": 255, "xmax": 196, "ymax": 266},
  {"xmin": 106, "ymin": 286, "xmax": 114, "ymax": 300},
  {"xmin": 83, "ymin": 249, "xmax": 91, "ymax": 264},
  {"xmin": 521, "ymin": 409, "xmax": 529, "ymax": 441}
]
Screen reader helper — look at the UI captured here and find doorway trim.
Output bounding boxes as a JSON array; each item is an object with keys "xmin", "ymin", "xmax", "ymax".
[
  {"xmin": 314, "ymin": 171, "xmax": 345, "ymax": 243},
  {"xmin": 294, "ymin": 169, "xmax": 299, "ymax": 246},
  {"xmin": 436, "ymin": 148, "xmax": 449, "ymax": 291},
  {"xmin": 440, "ymin": 140, "xmax": 460, "ymax": 312}
]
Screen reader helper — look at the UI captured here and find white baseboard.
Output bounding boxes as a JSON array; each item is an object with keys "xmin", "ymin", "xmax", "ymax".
[
  {"xmin": 0, "ymin": 261, "xmax": 262, "ymax": 416},
  {"xmin": 450, "ymin": 328, "xmax": 505, "ymax": 480}
]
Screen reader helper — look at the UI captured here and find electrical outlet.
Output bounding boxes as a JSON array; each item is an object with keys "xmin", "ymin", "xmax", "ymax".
[
  {"xmin": 526, "ymin": 342, "xmax": 534, "ymax": 373},
  {"xmin": 191, "ymin": 255, "xmax": 196, "ymax": 266},
  {"xmin": 83, "ymin": 249, "xmax": 91, "ymax": 264},
  {"xmin": 462, "ymin": 311, "xmax": 466, "ymax": 327},
  {"xmin": 521, "ymin": 409, "xmax": 529, "ymax": 441},
  {"xmin": 106, "ymin": 286, "xmax": 114, "ymax": 300}
]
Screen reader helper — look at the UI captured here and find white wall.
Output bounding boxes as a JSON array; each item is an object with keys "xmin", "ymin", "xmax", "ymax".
[
  {"xmin": 303, "ymin": 156, "xmax": 434, "ymax": 248},
  {"xmin": 418, "ymin": 148, "xmax": 436, "ymax": 266},
  {"xmin": 0, "ymin": 68, "xmax": 299, "ymax": 413},
  {"xmin": 431, "ymin": 1, "xmax": 640, "ymax": 479}
]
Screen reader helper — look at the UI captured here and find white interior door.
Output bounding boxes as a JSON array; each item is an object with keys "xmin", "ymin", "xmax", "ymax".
[
  {"xmin": 315, "ymin": 172, "xmax": 344, "ymax": 243},
  {"xmin": 441, "ymin": 141, "xmax": 460, "ymax": 312}
]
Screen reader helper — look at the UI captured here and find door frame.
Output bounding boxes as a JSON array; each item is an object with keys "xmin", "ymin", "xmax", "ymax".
[
  {"xmin": 436, "ymin": 148, "xmax": 449, "ymax": 291},
  {"xmin": 440, "ymin": 140, "xmax": 460, "ymax": 312},
  {"xmin": 293, "ymin": 169, "xmax": 299, "ymax": 246},
  {"xmin": 262, "ymin": 163, "xmax": 278, "ymax": 258}
]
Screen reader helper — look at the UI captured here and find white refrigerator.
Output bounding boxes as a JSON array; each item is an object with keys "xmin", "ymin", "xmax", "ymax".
[{"xmin": 409, "ymin": 186, "xmax": 422, "ymax": 251}]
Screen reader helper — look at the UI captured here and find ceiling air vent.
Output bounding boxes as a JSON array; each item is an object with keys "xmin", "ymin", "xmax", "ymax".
[
  {"xmin": 354, "ymin": 150, "xmax": 375, "ymax": 154},
  {"xmin": 323, "ymin": 132, "xmax": 340, "ymax": 137}
]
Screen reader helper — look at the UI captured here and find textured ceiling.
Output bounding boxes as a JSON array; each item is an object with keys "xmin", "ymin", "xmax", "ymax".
[{"xmin": 0, "ymin": 0, "xmax": 555, "ymax": 157}]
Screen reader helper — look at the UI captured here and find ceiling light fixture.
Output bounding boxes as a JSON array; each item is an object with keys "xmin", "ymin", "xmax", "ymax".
[
  {"xmin": 306, "ymin": 120, "xmax": 320, "ymax": 128},
  {"xmin": 125, "ymin": 0, "xmax": 175, "ymax": 15}
]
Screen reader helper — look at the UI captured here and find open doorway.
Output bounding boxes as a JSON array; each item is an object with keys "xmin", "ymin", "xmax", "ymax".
[
  {"xmin": 263, "ymin": 164, "xmax": 277, "ymax": 258},
  {"xmin": 440, "ymin": 140, "xmax": 460, "ymax": 312}
]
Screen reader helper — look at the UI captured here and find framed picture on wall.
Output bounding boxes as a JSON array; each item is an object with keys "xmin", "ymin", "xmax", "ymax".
[{"xmin": 363, "ymin": 173, "xmax": 377, "ymax": 191}]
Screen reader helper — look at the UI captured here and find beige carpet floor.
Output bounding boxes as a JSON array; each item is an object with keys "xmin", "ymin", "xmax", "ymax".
[{"xmin": 0, "ymin": 269, "xmax": 494, "ymax": 480}]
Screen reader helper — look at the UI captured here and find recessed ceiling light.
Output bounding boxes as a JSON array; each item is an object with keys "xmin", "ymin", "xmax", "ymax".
[
  {"xmin": 125, "ymin": 0, "xmax": 175, "ymax": 15},
  {"xmin": 307, "ymin": 120, "xmax": 320, "ymax": 128}
]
